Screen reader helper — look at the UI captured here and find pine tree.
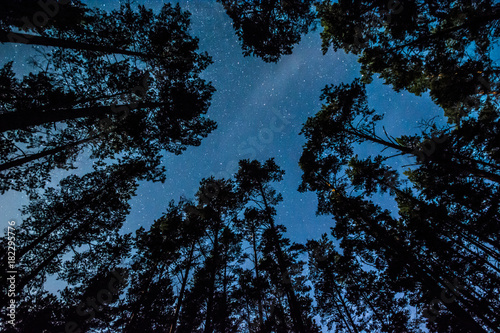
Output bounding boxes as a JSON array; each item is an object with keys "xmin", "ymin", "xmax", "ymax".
[
  {"xmin": 0, "ymin": 3, "xmax": 216, "ymax": 194},
  {"xmin": 235, "ymin": 159, "xmax": 320, "ymax": 333},
  {"xmin": 216, "ymin": 0, "xmax": 316, "ymax": 62}
]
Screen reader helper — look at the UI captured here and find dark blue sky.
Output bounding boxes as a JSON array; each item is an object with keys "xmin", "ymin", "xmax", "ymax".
[
  {"xmin": 0, "ymin": 0, "xmax": 445, "ymax": 247},
  {"xmin": 116, "ymin": 0, "xmax": 443, "ymax": 244}
]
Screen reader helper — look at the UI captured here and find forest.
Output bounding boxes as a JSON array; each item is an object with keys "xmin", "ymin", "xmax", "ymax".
[{"xmin": 0, "ymin": 0, "xmax": 499, "ymax": 332}]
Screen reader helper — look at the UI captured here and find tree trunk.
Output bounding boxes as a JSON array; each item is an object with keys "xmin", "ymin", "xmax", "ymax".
[
  {"xmin": 251, "ymin": 226, "xmax": 264, "ymax": 330},
  {"xmin": 383, "ymin": 179, "xmax": 500, "ymax": 258},
  {"xmin": 0, "ymin": 30, "xmax": 157, "ymax": 59},
  {"xmin": 204, "ymin": 223, "xmax": 220, "ymax": 333},
  {"xmin": 0, "ymin": 102, "xmax": 163, "ymax": 132},
  {"xmin": 124, "ymin": 261, "xmax": 168, "ymax": 333},
  {"xmin": 13, "ymin": 165, "xmax": 135, "ymax": 262},
  {"xmin": 17, "ymin": 211, "xmax": 98, "ymax": 291},
  {"xmin": 0, "ymin": 135, "xmax": 98, "ymax": 172},
  {"xmin": 360, "ymin": 292, "xmax": 389, "ymax": 331},
  {"xmin": 259, "ymin": 185, "xmax": 306, "ymax": 333},
  {"xmin": 169, "ymin": 242, "xmax": 195, "ymax": 333},
  {"xmin": 331, "ymin": 279, "xmax": 359, "ymax": 333},
  {"xmin": 360, "ymin": 211, "xmax": 490, "ymax": 333},
  {"xmin": 221, "ymin": 249, "xmax": 229, "ymax": 333},
  {"xmin": 348, "ymin": 127, "xmax": 500, "ymax": 184}
]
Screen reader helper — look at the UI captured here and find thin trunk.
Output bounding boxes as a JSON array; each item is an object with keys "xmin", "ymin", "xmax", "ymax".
[
  {"xmin": 450, "ymin": 152, "xmax": 500, "ymax": 172},
  {"xmin": 0, "ymin": 102, "xmax": 163, "ymax": 132},
  {"xmin": 362, "ymin": 213, "xmax": 489, "ymax": 332},
  {"xmin": 318, "ymin": 279, "xmax": 353, "ymax": 333},
  {"xmin": 221, "ymin": 250, "xmax": 229, "ymax": 333},
  {"xmin": 436, "ymin": 223, "xmax": 500, "ymax": 275},
  {"xmin": 425, "ymin": 231, "xmax": 500, "ymax": 328},
  {"xmin": 331, "ymin": 279, "xmax": 359, "ymax": 333},
  {"xmin": 14, "ymin": 166, "xmax": 134, "ymax": 261},
  {"xmin": 169, "ymin": 242, "xmax": 195, "ymax": 333},
  {"xmin": 124, "ymin": 261, "xmax": 168, "ymax": 333},
  {"xmin": 384, "ymin": 179, "xmax": 500, "ymax": 258},
  {"xmin": 0, "ymin": 135, "xmax": 98, "ymax": 172},
  {"xmin": 251, "ymin": 227, "xmax": 264, "ymax": 330},
  {"xmin": 39, "ymin": 90, "xmax": 132, "ymax": 112},
  {"xmin": 17, "ymin": 211, "xmax": 100, "ymax": 291},
  {"xmin": 421, "ymin": 242, "xmax": 500, "ymax": 328},
  {"xmin": 18, "ymin": 235, "xmax": 71, "ymax": 291},
  {"xmin": 258, "ymin": 185, "xmax": 306, "ymax": 333},
  {"xmin": 348, "ymin": 127, "xmax": 500, "ymax": 184},
  {"xmin": 0, "ymin": 30, "xmax": 158, "ymax": 59},
  {"xmin": 452, "ymin": 224, "xmax": 500, "ymax": 260},
  {"xmin": 204, "ymin": 223, "xmax": 220, "ymax": 333},
  {"xmin": 360, "ymin": 292, "xmax": 389, "ymax": 331},
  {"xmin": 17, "ymin": 199, "xmax": 91, "ymax": 259},
  {"xmin": 380, "ymin": 206, "xmax": 500, "ymax": 329}
]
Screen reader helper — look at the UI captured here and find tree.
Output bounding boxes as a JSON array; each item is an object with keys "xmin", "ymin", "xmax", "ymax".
[
  {"xmin": 220, "ymin": 1, "xmax": 500, "ymax": 116},
  {"xmin": 298, "ymin": 79, "xmax": 500, "ymax": 331},
  {"xmin": 217, "ymin": 0, "xmax": 316, "ymax": 62},
  {"xmin": 232, "ymin": 207, "xmax": 268, "ymax": 331},
  {"xmin": 317, "ymin": 0, "xmax": 500, "ymax": 114},
  {"xmin": 167, "ymin": 201, "xmax": 206, "ymax": 333},
  {"xmin": 0, "ymin": 159, "xmax": 148, "ymax": 307},
  {"xmin": 179, "ymin": 178, "xmax": 243, "ymax": 333},
  {"xmin": 0, "ymin": 3, "xmax": 216, "ymax": 194},
  {"xmin": 307, "ymin": 234, "xmax": 421, "ymax": 332},
  {"xmin": 0, "ymin": 0, "xmax": 87, "ymax": 35},
  {"xmin": 118, "ymin": 223, "xmax": 178, "ymax": 332},
  {"xmin": 299, "ymin": 79, "xmax": 500, "ymax": 186},
  {"xmin": 58, "ymin": 266, "xmax": 130, "ymax": 333},
  {"xmin": 235, "ymin": 159, "xmax": 320, "ymax": 333},
  {"xmin": 0, "ymin": 290, "xmax": 67, "ymax": 333},
  {"xmin": 1, "ymin": 1, "xmax": 189, "ymax": 59}
]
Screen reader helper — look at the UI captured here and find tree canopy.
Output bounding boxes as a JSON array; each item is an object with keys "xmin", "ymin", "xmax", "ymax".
[
  {"xmin": 1, "ymin": 1, "xmax": 499, "ymax": 332},
  {"xmin": 0, "ymin": 2, "xmax": 216, "ymax": 195}
]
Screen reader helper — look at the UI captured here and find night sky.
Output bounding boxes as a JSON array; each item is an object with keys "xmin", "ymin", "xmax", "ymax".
[
  {"xmin": 0, "ymin": 0, "xmax": 446, "ymax": 246},
  {"xmin": 0, "ymin": 2, "xmax": 452, "ymax": 331},
  {"xmin": 3, "ymin": 2, "xmax": 500, "ymax": 331}
]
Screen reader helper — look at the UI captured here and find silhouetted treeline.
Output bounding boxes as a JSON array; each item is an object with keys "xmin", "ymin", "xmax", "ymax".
[
  {"xmin": 0, "ymin": 2, "xmax": 216, "ymax": 196},
  {"xmin": 1, "ymin": 159, "xmax": 321, "ymax": 332},
  {"xmin": 1, "ymin": 1, "xmax": 500, "ymax": 332}
]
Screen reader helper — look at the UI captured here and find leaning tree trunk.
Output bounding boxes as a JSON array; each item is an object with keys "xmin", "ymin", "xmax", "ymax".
[
  {"xmin": 0, "ymin": 102, "xmax": 163, "ymax": 133},
  {"xmin": 0, "ymin": 135, "xmax": 98, "ymax": 172},
  {"xmin": 0, "ymin": 30, "xmax": 158, "ymax": 58}
]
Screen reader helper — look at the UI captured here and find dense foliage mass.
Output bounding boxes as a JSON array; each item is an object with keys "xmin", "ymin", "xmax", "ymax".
[{"xmin": 0, "ymin": 1, "xmax": 216, "ymax": 195}]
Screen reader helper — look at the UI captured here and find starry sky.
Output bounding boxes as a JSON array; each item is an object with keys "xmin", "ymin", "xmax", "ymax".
[
  {"xmin": 0, "ymin": 0, "xmax": 445, "ymax": 246},
  {"xmin": 0, "ymin": 2, "xmax": 452, "ymax": 330}
]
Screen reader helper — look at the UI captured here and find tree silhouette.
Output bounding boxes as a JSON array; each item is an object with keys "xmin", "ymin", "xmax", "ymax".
[
  {"xmin": 298, "ymin": 79, "xmax": 500, "ymax": 331},
  {"xmin": 0, "ymin": 3, "xmax": 216, "ymax": 194},
  {"xmin": 221, "ymin": 1, "xmax": 500, "ymax": 115},
  {"xmin": 308, "ymin": 234, "xmax": 422, "ymax": 332},
  {"xmin": 0, "ymin": 291, "xmax": 67, "ymax": 333},
  {"xmin": 0, "ymin": 0, "xmax": 87, "ymax": 34},
  {"xmin": 217, "ymin": 0, "xmax": 316, "ymax": 62},
  {"xmin": 235, "ymin": 159, "xmax": 320, "ymax": 333},
  {"xmin": 299, "ymin": 79, "xmax": 500, "ymax": 186},
  {"xmin": 232, "ymin": 207, "xmax": 268, "ymax": 331},
  {"xmin": 180, "ymin": 178, "xmax": 243, "ymax": 333},
  {"xmin": 317, "ymin": 0, "xmax": 500, "ymax": 114},
  {"xmin": 3, "ymin": 2, "xmax": 500, "ymax": 332},
  {"xmin": 0, "ymin": 159, "xmax": 147, "ymax": 311}
]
